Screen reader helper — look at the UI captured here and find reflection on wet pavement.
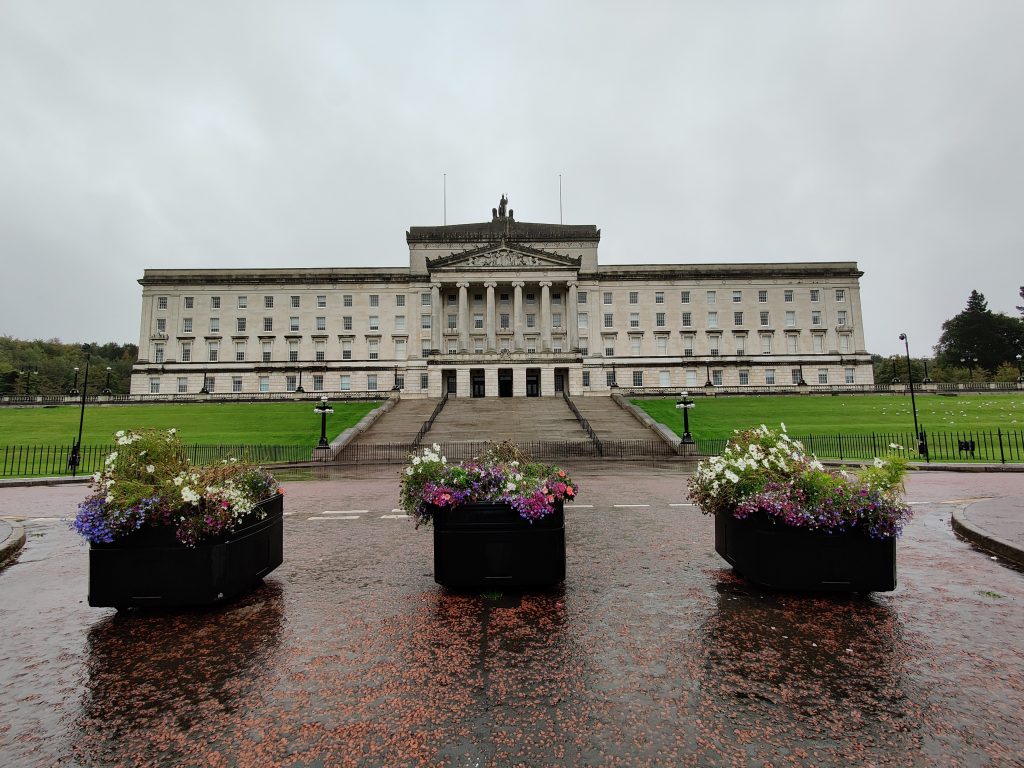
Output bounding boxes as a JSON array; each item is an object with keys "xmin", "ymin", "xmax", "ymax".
[{"xmin": 0, "ymin": 473, "xmax": 1022, "ymax": 766}]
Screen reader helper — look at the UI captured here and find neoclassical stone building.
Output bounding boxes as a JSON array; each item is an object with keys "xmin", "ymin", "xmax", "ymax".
[{"xmin": 131, "ymin": 198, "xmax": 873, "ymax": 397}]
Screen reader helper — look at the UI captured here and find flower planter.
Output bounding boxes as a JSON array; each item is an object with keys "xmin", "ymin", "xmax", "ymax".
[
  {"xmin": 431, "ymin": 501, "xmax": 565, "ymax": 589},
  {"xmin": 88, "ymin": 494, "xmax": 284, "ymax": 609},
  {"xmin": 714, "ymin": 511, "xmax": 896, "ymax": 593}
]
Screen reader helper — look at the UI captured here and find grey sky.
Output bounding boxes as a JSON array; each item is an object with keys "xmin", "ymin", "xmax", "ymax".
[{"xmin": 1, "ymin": 1, "xmax": 1021, "ymax": 357}]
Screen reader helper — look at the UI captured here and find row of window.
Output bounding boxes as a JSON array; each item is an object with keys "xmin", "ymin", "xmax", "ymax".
[{"xmin": 155, "ymin": 288, "xmax": 850, "ymax": 314}]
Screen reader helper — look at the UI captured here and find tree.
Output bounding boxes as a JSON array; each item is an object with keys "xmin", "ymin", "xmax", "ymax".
[
  {"xmin": 0, "ymin": 337, "xmax": 138, "ymax": 396},
  {"xmin": 1018, "ymin": 286, "xmax": 1023, "ymax": 317},
  {"xmin": 933, "ymin": 290, "xmax": 1024, "ymax": 375}
]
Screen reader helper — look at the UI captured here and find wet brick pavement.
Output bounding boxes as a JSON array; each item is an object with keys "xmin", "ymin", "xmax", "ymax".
[{"xmin": 0, "ymin": 468, "xmax": 1023, "ymax": 767}]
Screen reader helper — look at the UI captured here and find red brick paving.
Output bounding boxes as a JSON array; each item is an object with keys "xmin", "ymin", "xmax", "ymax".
[{"xmin": 0, "ymin": 468, "xmax": 1022, "ymax": 766}]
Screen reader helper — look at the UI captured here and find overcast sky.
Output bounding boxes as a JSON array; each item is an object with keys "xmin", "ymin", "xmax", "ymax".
[{"xmin": 1, "ymin": 1, "xmax": 1021, "ymax": 357}]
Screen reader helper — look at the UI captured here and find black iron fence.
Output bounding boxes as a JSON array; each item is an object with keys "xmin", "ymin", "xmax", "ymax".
[
  {"xmin": 0, "ymin": 443, "xmax": 318, "ymax": 479},
  {"xmin": 691, "ymin": 429, "xmax": 1024, "ymax": 464}
]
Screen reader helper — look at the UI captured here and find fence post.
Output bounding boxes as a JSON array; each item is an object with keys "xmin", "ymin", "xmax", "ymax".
[
  {"xmin": 998, "ymin": 429, "xmax": 1005, "ymax": 464},
  {"xmin": 837, "ymin": 433, "xmax": 843, "ymax": 460}
]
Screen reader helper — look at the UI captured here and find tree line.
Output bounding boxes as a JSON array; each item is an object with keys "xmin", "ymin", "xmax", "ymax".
[{"xmin": 0, "ymin": 337, "xmax": 138, "ymax": 397}]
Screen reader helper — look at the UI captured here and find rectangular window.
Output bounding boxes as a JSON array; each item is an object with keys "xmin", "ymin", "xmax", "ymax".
[
  {"xmin": 813, "ymin": 334, "xmax": 825, "ymax": 353},
  {"xmin": 500, "ymin": 313, "xmax": 510, "ymax": 329},
  {"xmin": 286, "ymin": 375, "xmax": 297, "ymax": 393},
  {"xmin": 317, "ymin": 295, "xmax": 327, "ymax": 308},
  {"xmin": 181, "ymin": 342, "xmax": 192, "ymax": 362},
  {"xmin": 395, "ymin": 374, "xmax": 404, "ymax": 390},
  {"xmin": 682, "ymin": 312, "xmax": 692, "ymax": 327},
  {"xmin": 526, "ymin": 314, "xmax": 536, "ymax": 328},
  {"xmin": 183, "ymin": 318, "xmax": 193, "ymax": 333},
  {"xmin": 761, "ymin": 335, "xmax": 772, "ymax": 354},
  {"xmin": 259, "ymin": 376, "xmax": 269, "ymax": 393},
  {"xmin": 792, "ymin": 369, "xmax": 803, "ymax": 384},
  {"xmin": 837, "ymin": 310, "xmax": 848, "ymax": 326},
  {"xmin": 235, "ymin": 341, "xmax": 245, "ymax": 361},
  {"xmin": 578, "ymin": 290, "xmax": 588, "ymax": 304},
  {"xmin": 211, "ymin": 296, "xmax": 221, "ymax": 309},
  {"xmin": 342, "ymin": 340, "xmax": 352, "ymax": 360},
  {"xmin": 149, "ymin": 377, "xmax": 160, "ymax": 394},
  {"xmin": 395, "ymin": 294, "xmax": 405, "ymax": 307},
  {"xmin": 395, "ymin": 315, "xmax": 406, "ymax": 330},
  {"xmin": 765, "ymin": 369, "xmax": 776, "ymax": 385},
  {"xmin": 343, "ymin": 294, "xmax": 353, "ymax": 307},
  {"xmin": 735, "ymin": 335, "xmax": 746, "ymax": 355},
  {"xmin": 236, "ymin": 317, "xmax": 246, "ymax": 332},
  {"xmin": 208, "ymin": 342, "xmax": 219, "ymax": 362},
  {"xmin": 840, "ymin": 334, "xmax": 851, "ymax": 353},
  {"xmin": 680, "ymin": 290, "xmax": 690, "ymax": 304},
  {"xmin": 526, "ymin": 293, "xmax": 535, "ymax": 304},
  {"xmin": 707, "ymin": 311, "xmax": 718, "ymax": 328},
  {"xmin": 712, "ymin": 370, "xmax": 723, "ymax": 386},
  {"xmin": 686, "ymin": 369, "xmax": 697, "ymax": 386},
  {"xmin": 629, "ymin": 291, "xmax": 639, "ymax": 304},
  {"xmin": 604, "ymin": 339, "xmax": 615, "ymax": 356},
  {"xmin": 603, "ymin": 292, "xmax": 613, "ymax": 305},
  {"xmin": 290, "ymin": 317, "xmax": 300, "ymax": 332},
  {"xmin": 811, "ymin": 311, "xmax": 822, "ymax": 326},
  {"xmin": 629, "ymin": 312, "xmax": 640, "ymax": 328},
  {"xmin": 369, "ymin": 316, "xmax": 380, "ymax": 331},
  {"xmin": 810, "ymin": 289, "xmax": 820, "ymax": 302},
  {"xmin": 836, "ymin": 289, "xmax": 846, "ymax": 302},
  {"xmin": 500, "ymin": 338, "xmax": 511, "ymax": 352},
  {"xmin": 709, "ymin": 336, "xmax": 720, "ymax": 356},
  {"xmin": 447, "ymin": 314, "xmax": 457, "ymax": 330},
  {"xmin": 818, "ymin": 369, "xmax": 829, "ymax": 384},
  {"xmin": 633, "ymin": 371, "xmax": 643, "ymax": 387},
  {"xmin": 395, "ymin": 339, "xmax": 407, "ymax": 359},
  {"xmin": 785, "ymin": 311, "xmax": 796, "ymax": 327},
  {"xmin": 232, "ymin": 376, "xmax": 242, "ymax": 393},
  {"xmin": 706, "ymin": 290, "xmax": 717, "ymax": 304},
  {"xmin": 552, "ymin": 313, "xmax": 562, "ymax": 328},
  {"xmin": 262, "ymin": 341, "xmax": 272, "ymax": 362},
  {"xmin": 474, "ymin": 338, "xmax": 485, "ymax": 354},
  {"xmin": 316, "ymin": 316, "xmax": 326, "ymax": 331},
  {"xmin": 760, "ymin": 311, "xmax": 770, "ymax": 327},
  {"xmin": 683, "ymin": 335, "xmax": 694, "ymax": 356},
  {"xmin": 263, "ymin": 317, "xmax": 273, "ymax": 332},
  {"xmin": 184, "ymin": 296, "xmax": 194, "ymax": 309},
  {"xmin": 659, "ymin": 370, "xmax": 670, "ymax": 387},
  {"xmin": 177, "ymin": 377, "xmax": 187, "ymax": 394},
  {"xmin": 732, "ymin": 290, "xmax": 742, "ymax": 303},
  {"xmin": 421, "ymin": 293, "xmax": 431, "ymax": 306},
  {"xmin": 209, "ymin": 317, "xmax": 220, "ymax": 333},
  {"xmin": 552, "ymin": 292, "xmax": 561, "ymax": 305},
  {"xmin": 500, "ymin": 293, "xmax": 509, "ymax": 303},
  {"xmin": 157, "ymin": 296, "xmax": 168, "ymax": 310},
  {"xmin": 758, "ymin": 290, "xmax": 768, "ymax": 303},
  {"xmin": 603, "ymin": 313, "xmax": 613, "ymax": 328},
  {"xmin": 630, "ymin": 337, "xmax": 641, "ymax": 355},
  {"xmin": 421, "ymin": 314, "xmax": 431, "ymax": 329},
  {"xmin": 526, "ymin": 338, "xmax": 537, "ymax": 354},
  {"xmin": 739, "ymin": 370, "xmax": 749, "ymax": 385},
  {"xmin": 787, "ymin": 334, "xmax": 798, "ymax": 354},
  {"xmin": 582, "ymin": 371, "xmax": 591, "ymax": 387},
  {"xmin": 656, "ymin": 312, "xmax": 666, "ymax": 327},
  {"xmin": 313, "ymin": 375, "xmax": 324, "ymax": 392},
  {"xmin": 420, "ymin": 373, "xmax": 429, "ymax": 390},
  {"xmin": 156, "ymin": 318, "xmax": 166, "ymax": 332},
  {"xmin": 370, "ymin": 294, "xmax": 379, "ymax": 307},
  {"xmin": 733, "ymin": 311, "xmax": 743, "ymax": 326},
  {"xmin": 368, "ymin": 340, "xmax": 379, "ymax": 360},
  {"xmin": 340, "ymin": 375, "xmax": 351, "ymax": 391},
  {"xmin": 315, "ymin": 340, "xmax": 325, "ymax": 362},
  {"xmin": 421, "ymin": 343, "xmax": 431, "ymax": 358},
  {"xmin": 474, "ymin": 314, "xmax": 484, "ymax": 329},
  {"xmin": 288, "ymin": 341, "xmax": 298, "ymax": 362},
  {"xmin": 290, "ymin": 295, "xmax": 300, "ymax": 308},
  {"xmin": 264, "ymin": 296, "xmax": 274, "ymax": 309},
  {"xmin": 655, "ymin": 291, "xmax": 664, "ymax": 304},
  {"xmin": 784, "ymin": 290, "xmax": 794, "ymax": 303},
  {"xmin": 845, "ymin": 367, "xmax": 855, "ymax": 384},
  {"xmin": 154, "ymin": 344, "xmax": 165, "ymax": 363},
  {"xmin": 341, "ymin": 316, "xmax": 352, "ymax": 331},
  {"xmin": 578, "ymin": 312, "xmax": 588, "ymax": 329},
  {"xmin": 237, "ymin": 296, "xmax": 247, "ymax": 309},
  {"xmin": 579, "ymin": 340, "xmax": 589, "ymax": 356}
]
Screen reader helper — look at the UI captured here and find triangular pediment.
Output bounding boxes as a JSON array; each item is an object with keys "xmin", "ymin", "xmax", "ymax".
[{"xmin": 428, "ymin": 243, "xmax": 581, "ymax": 271}]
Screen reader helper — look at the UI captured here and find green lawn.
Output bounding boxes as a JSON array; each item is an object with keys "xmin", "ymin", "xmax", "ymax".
[
  {"xmin": 0, "ymin": 401, "xmax": 382, "ymax": 447},
  {"xmin": 632, "ymin": 393, "xmax": 1024, "ymax": 440}
]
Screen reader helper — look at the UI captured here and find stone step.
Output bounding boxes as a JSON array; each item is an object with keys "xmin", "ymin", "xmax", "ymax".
[
  {"xmin": 571, "ymin": 397, "xmax": 655, "ymax": 440},
  {"xmin": 425, "ymin": 397, "xmax": 588, "ymax": 443},
  {"xmin": 350, "ymin": 398, "xmax": 441, "ymax": 444}
]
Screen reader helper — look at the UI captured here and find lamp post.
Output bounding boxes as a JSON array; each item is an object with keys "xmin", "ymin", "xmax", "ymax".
[
  {"xmin": 610, "ymin": 362, "xmax": 618, "ymax": 388},
  {"xmin": 313, "ymin": 396, "xmax": 334, "ymax": 449},
  {"xmin": 101, "ymin": 366, "xmax": 112, "ymax": 395},
  {"xmin": 69, "ymin": 344, "xmax": 91, "ymax": 476},
  {"xmin": 199, "ymin": 370, "xmax": 209, "ymax": 394},
  {"xmin": 704, "ymin": 361, "xmax": 712, "ymax": 387},
  {"xmin": 675, "ymin": 392, "xmax": 695, "ymax": 445},
  {"xmin": 391, "ymin": 366, "xmax": 401, "ymax": 391},
  {"xmin": 797, "ymin": 363, "xmax": 807, "ymax": 386},
  {"xmin": 898, "ymin": 333, "xmax": 923, "ymax": 457},
  {"xmin": 70, "ymin": 366, "xmax": 80, "ymax": 396},
  {"xmin": 959, "ymin": 353, "xmax": 978, "ymax": 380},
  {"xmin": 296, "ymin": 366, "xmax": 305, "ymax": 393},
  {"xmin": 922, "ymin": 358, "xmax": 931, "ymax": 384},
  {"xmin": 1017, "ymin": 354, "xmax": 1023, "ymax": 383},
  {"xmin": 890, "ymin": 355, "xmax": 900, "ymax": 384}
]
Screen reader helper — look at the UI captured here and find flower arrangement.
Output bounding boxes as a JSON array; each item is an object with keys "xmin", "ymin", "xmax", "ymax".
[
  {"xmin": 400, "ymin": 441, "xmax": 578, "ymax": 527},
  {"xmin": 72, "ymin": 429, "xmax": 280, "ymax": 547},
  {"xmin": 688, "ymin": 424, "xmax": 911, "ymax": 539}
]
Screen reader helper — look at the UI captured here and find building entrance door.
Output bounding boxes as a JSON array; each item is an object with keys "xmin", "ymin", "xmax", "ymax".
[
  {"xmin": 470, "ymin": 369, "xmax": 485, "ymax": 398},
  {"xmin": 443, "ymin": 370, "xmax": 457, "ymax": 397},
  {"xmin": 498, "ymin": 369, "xmax": 513, "ymax": 397},
  {"xmin": 526, "ymin": 368, "xmax": 540, "ymax": 397},
  {"xmin": 554, "ymin": 368, "xmax": 566, "ymax": 393}
]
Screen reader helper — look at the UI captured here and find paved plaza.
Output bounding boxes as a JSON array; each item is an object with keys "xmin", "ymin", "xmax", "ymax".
[{"xmin": 1, "ymin": 468, "xmax": 1023, "ymax": 766}]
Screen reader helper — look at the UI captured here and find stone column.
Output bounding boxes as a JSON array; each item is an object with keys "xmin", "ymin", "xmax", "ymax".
[
  {"xmin": 512, "ymin": 281, "xmax": 525, "ymax": 352},
  {"xmin": 567, "ymin": 281, "xmax": 578, "ymax": 351},
  {"xmin": 457, "ymin": 282, "xmax": 469, "ymax": 353},
  {"xmin": 430, "ymin": 283, "xmax": 441, "ymax": 353},
  {"xmin": 484, "ymin": 281, "xmax": 497, "ymax": 352},
  {"xmin": 540, "ymin": 282, "xmax": 552, "ymax": 352}
]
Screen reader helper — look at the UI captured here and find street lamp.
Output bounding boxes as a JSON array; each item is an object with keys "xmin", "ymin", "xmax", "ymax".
[
  {"xmin": 797, "ymin": 363, "xmax": 807, "ymax": 386},
  {"xmin": 101, "ymin": 366, "xmax": 112, "ymax": 395},
  {"xmin": 69, "ymin": 344, "xmax": 91, "ymax": 476},
  {"xmin": 295, "ymin": 366, "xmax": 305, "ymax": 393},
  {"xmin": 959, "ymin": 353, "xmax": 978, "ymax": 380},
  {"xmin": 1017, "ymin": 354, "xmax": 1023, "ymax": 383},
  {"xmin": 898, "ymin": 333, "xmax": 924, "ymax": 457},
  {"xmin": 890, "ymin": 355, "xmax": 900, "ymax": 384},
  {"xmin": 199, "ymin": 370, "xmax": 209, "ymax": 394},
  {"xmin": 22, "ymin": 370, "xmax": 38, "ymax": 396},
  {"xmin": 704, "ymin": 361, "xmax": 712, "ymax": 387},
  {"xmin": 610, "ymin": 362, "xmax": 618, "ymax": 388},
  {"xmin": 70, "ymin": 366, "xmax": 80, "ymax": 396},
  {"xmin": 313, "ymin": 396, "xmax": 334, "ymax": 449},
  {"xmin": 675, "ymin": 392, "xmax": 695, "ymax": 445},
  {"xmin": 922, "ymin": 358, "xmax": 931, "ymax": 384}
]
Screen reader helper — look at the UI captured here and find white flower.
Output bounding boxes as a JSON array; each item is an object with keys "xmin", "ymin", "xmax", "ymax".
[
  {"xmin": 115, "ymin": 430, "xmax": 125, "ymax": 438},
  {"xmin": 724, "ymin": 470, "xmax": 740, "ymax": 484},
  {"xmin": 168, "ymin": 428, "xmax": 177, "ymax": 435},
  {"xmin": 105, "ymin": 493, "xmax": 113, "ymax": 503},
  {"xmin": 405, "ymin": 467, "xmax": 414, "ymax": 476},
  {"xmin": 888, "ymin": 443, "xmax": 902, "ymax": 450},
  {"xmin": 441, "ymin": 457, "xmax": 447, "ymax": 464},
  {"xmin": 780, "ymin": 422, "xmax": 787, "ymax": 433},
  {"xmin": 146, "ymin": 464, "xmax": 155, "ymax": 474},
  {"xmin": 432, "ymin": 443, "xmax": 440, "ymax": 451},
  {"xmin": 505, "ymin": 482, "xmax": 517, "ymax": 492},
  {"xmin": 412, "ymin": 456, "xmax": 421, "ymax": 465},
  {"xmin": 873, "ymin": 457, "xmax": 885, "ymax": 468},
  {"xmin": 173, "ymin": 476, "xmax": 184, "ymax": 486}
]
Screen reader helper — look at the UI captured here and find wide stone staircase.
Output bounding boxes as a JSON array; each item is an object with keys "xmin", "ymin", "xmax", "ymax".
[{"xmin": 336, "ymin": 395, "xmax": 679, "ymax": 463}]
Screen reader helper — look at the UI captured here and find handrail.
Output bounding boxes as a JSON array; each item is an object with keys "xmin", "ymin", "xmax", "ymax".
[
  {"xmin": 413, "ymin": 393, "xmax": 448, "ymax": 447},
  {"xmin": 563, "ymin": 391, "xmax": 603, "ymax": 457}
]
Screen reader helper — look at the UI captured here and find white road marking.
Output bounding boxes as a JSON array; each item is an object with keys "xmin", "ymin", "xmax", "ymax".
[
  {"xmin": 570, "ymin": 504, "xmax": 594, "ymax": 508},
  {"xmin": 29, "ymin": 517, "xmax": 59, "ymax": 522},
  {"xmin": 323, "ymin": 510, "xmax": 368, "ymax": 515},
  {"xmin": 614, "ymin": 504, "xmax": 650, "ymax": 508},
  {"xmin": 308, "ymin": 515, "xmax": 360, "ymax": 521},
  {"xmin": 669, "ymin": 503, "xmax": 694, "ymax": 507},
  {"xmin": 381, "ymin": 514, "xmax": 408, "ymax": 519},
  {"xmin": 391, "ymin": 508, "xmax": 403, "ymax": 513}
]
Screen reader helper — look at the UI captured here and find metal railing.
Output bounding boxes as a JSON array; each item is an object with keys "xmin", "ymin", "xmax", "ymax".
[
  {"xmin": 0, "ymin": 391, "xmax": 385, "ymax": 407},
  {"xmin": 616, "ymin": 381, "xmax": 1024, "ymax": 397},
  {"xmin": 563, "ymin": 391, "xmax": 604, "ymax": 456},
  {"xmin": 413, "ymin": 393, "xmax": 448, "ymax": 446},
  {"xmin": 336, "ymin": 439, "xmax": 675, "ymax": 465}
]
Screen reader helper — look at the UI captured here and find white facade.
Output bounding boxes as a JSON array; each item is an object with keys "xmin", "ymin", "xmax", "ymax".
[{"xmin": 131, "ymin": 203, "xmax": 873, "ymax": 397}]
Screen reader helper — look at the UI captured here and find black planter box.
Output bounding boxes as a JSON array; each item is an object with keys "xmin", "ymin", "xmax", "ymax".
[
  {"xmin": 431, "ymin": 501, "xmax": 565, "ymax": 589},
  {"xmin": 88, "ymin": 494, "xmax": 284, "ymax": 609},
  {"xmin": 714, "ymin": 511, "xmax": 896, "ymax": 593}
]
